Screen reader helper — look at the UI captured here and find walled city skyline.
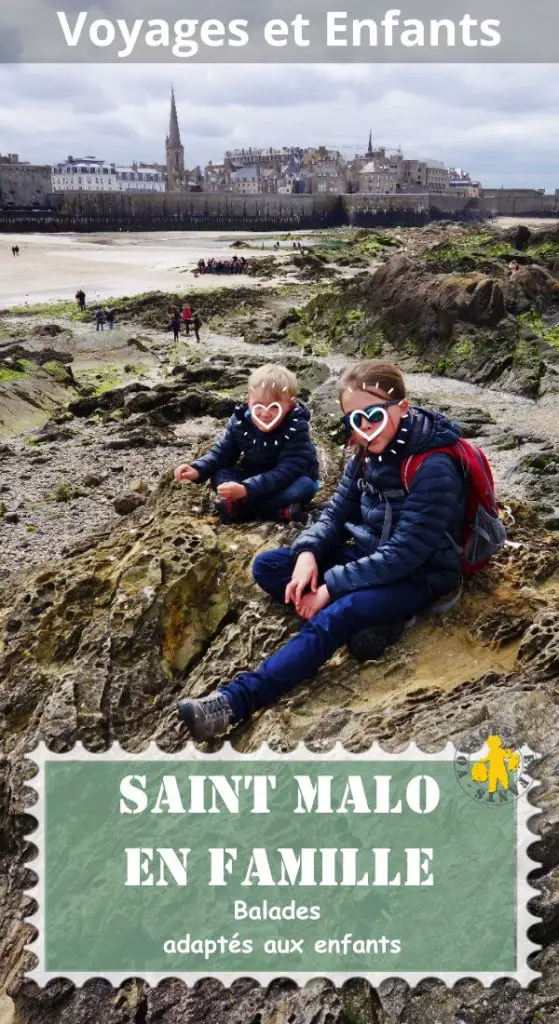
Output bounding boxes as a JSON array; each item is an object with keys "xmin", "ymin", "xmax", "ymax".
[{"xmin": 1, "ymin": 64, "xmax": 557, "ymax": 193}]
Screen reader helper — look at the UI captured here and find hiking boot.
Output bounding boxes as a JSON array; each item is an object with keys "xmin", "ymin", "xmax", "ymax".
[
  {"xmin": 214, "ymin": 497, "xmax": 244, "ymax": 524},
  {"xmin": 177, "ymin": 691, "xmax": 234, "ymax": 741},
  {"xmin": 275, "ymin": 502, "xmax": 305, "ymax": 524},
  {"xmin": 348, "ymin": 620, "xmax": 408, "ymax": 663},
  {"xmin": 305, "ymin": 501, "xmax": 328, "ymax": 524}
]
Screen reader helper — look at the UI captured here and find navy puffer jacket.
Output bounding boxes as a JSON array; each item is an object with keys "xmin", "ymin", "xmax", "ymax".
[
  {"xmin": 291, "ymin": 407, "xmax": 466, "ymax": 600},
  {"xmin": 191, "ymin": 401, "xmax": 320, "ymax": 499}
]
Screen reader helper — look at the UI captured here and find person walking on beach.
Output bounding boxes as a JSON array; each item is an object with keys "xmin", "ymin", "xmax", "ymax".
[
  {"xmin": 11, "ymin": 246, "xmax": 16, "ymax": 258},
  {"xmin": 182, "ymin": 303, "xmax": 192, "ymax": 337},
  {"xmin": 95, "ymin": 306, "xmax": 106, "ymax": 332},
  {"xmin": 169, "ymin": 312, "xmax": 181, "ymax": 342},
  {"xmin": 192, "ymin": 312, "xmax": 202, "ymax": 342},
  {"xmin": 75, "ymin": 289, "xmax": 86, "ymax": 311},
  {"xmin": 105, "ymin": 306, "xmax": 115, "ymax": 330}
]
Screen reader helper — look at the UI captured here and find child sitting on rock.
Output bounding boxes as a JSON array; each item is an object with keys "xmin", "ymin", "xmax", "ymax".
[
  {"xmin": 178, "ymin": 359, "xmax": 469, "ymax": 741},
  {"xmin": 174, "ymin": 363, "xmax": 320, "ymax": 525}
]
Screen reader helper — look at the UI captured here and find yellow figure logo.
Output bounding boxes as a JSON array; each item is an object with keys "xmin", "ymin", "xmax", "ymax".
[{"xmin": 471, "ymin": 735, "xmax": 522, "ymax": 794}]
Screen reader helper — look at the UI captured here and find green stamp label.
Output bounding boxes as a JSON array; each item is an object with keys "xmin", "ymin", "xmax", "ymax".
[{"xmin": 26, "ymin": 741, "xmax": 540, "ymax": 985}]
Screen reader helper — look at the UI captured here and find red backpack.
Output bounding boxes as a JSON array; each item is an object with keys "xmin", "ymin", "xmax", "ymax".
[{"xmin": 400, "ymin": 440, "xmax": 507, "ymax": 576}]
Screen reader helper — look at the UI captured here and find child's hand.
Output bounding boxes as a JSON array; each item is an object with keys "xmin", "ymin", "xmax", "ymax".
[
  {"xmin": 217, "ymin": 482, "xmax": 248, "ymax": 500},
  {"xmin": 175, "ymin": 465, "xmax": 200, "ymax": 482},
  {"xmin": 285, "ymin": 552, "xmax": 318, "ymax": 608},
  {"xmin": 298, "ymin": 584, "xmax": 331, "ymax": 620}
]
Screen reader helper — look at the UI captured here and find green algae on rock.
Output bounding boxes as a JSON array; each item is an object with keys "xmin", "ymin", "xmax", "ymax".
[{"xmin": 292, "ymin": 250, "xmax": 559, "ymax": 397}]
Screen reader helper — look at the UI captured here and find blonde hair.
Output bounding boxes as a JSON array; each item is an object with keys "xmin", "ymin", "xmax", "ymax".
[
  {"xmin": 338, "ymin": 360, "xmax": 407, "ymax": 403},
  {"xmin": 248, "ymin": 363, "xmax": 299, "ymax": 399}
]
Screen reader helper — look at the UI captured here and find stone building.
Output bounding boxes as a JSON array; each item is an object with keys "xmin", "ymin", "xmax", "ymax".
[
  {"xmin": 400, "ymin": 159, "xmax": 427, "ymax": 190},
  {"xmin": 399, "ymin": 159, "xmax": 450, "ymax": 193},
  {"xmin": 358, "ymin": 147, "xmax": 399, "ymax": 194},
  {"xmin": 224, "ymin": 146, "xmax": 304, "ymax": 175},
  {"xmin": 201, "ymin": 131, "xmax": 456, "ymax": 198},
  {"xmin": 0, "ymin": 154, "xmax": 52, "ymax": 208},
  {"xmin": 214, "ymin": 147, "xmax": 306, "ymax": 194},
  {"xmin": 359, "ymin": 161, "xmax": 398, "ymax": 193},
  {"xmin": 300, "ymin": 147, "xmax": 347, "ymax": 194},
  {"xmin": 348, "ymin": 135, "xmax": 402, "ymax": 193},
  {"xmin": 204, "ymin": 161, "xmax": 229, "ymax": 192},
  {"xmin": 449, "ymin": 168, "xmax": 481, "ymax": 197},
  {"xmin": 165, "ymin": 87, "xmax": 185, "ymax": 192},
  {"xmin": 228, "ymin": 166, "xmax": 260, "ymax": 194},
  {"xmin": 387, "ymin": 149, "xmax": 404, "ymax": 179},
  {"xmin": 52, "ymin": 156, "xmax": 165, "ymax": 193},
  {"xmin": 424, "ymin": 160, "xmax": 450, "ymax": 192}
]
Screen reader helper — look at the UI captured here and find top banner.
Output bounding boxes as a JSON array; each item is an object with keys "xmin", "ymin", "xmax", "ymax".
[{"xmin": 4, "ymin": 0, "xmax": 559, "ymax": 62}]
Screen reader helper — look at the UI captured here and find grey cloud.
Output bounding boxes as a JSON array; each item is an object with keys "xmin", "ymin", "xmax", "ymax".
[
  {"xmin": 2, "ymin": 68, "xmax": 108, "ymax": 106},
  {"xmin": 175, "ymin": 67, "xmax": 352, "ymax": 109},
  {"xmin": 384, "ymin": 64, "xmax": 559, "ymax": 115},
  {"xmin": 99, "ymin": 64, "xmax": 356, "ymax": 111},
  {"xmin": 87, "ymin": 116, "xmax": 140, "ymax": 138},
  {"xmin": 186, "ymin": 118, "xmax": 230, "ymax": 138},
  {"xmin": 41, "ymin": 0, "xmax": 102, "ymax": 7},
  {"xmin": 1, "ymin": 63, "xmax": 558, "ymax": 191},
  {"xmin": 0, "ymin": 28, "xmax": 24, "ymax": 61}
]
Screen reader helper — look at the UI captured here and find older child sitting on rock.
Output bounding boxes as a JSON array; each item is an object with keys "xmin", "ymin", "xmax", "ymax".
[
  {"xmin": 174, "ymin": 363, "xmax": 320, "ymax": 524},
  {"xmin": 178, "ymin": 359, "xmax": 472, "ymax": 741}
]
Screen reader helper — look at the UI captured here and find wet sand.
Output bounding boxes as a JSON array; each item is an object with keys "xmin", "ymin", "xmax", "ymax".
[
  {"xmin": 0, "ymin": 230, "xmax": 287, "ymax": 308},
  {"xmin": 2, "ymin": 219, "xmax": 556, "ymax": 309},
  {"xmin": 494, "ymin": 216, "xmax": 559, "ymax": 229}
]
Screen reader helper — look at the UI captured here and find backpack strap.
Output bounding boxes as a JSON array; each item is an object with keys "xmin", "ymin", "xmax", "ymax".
[
  {"xmin": 401, "ymin": 446, "xmax": 465, "ymax": 556},
  {"xmin": 401, "ymin": 445, "xmax": 465, "ymax": 492},
  {"xmin": 472, "ymin": 445, "xmax": 498, "ymax": 511}
]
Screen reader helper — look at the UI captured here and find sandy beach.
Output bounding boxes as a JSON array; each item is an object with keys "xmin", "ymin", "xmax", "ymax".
[
  {"xmin": 1, "ymin": 217, "xmax": 557, "ymax": 310},
  {"xmin": 494, "ymin": 216, "xmax": 559, "ymax": 230},
  {"xmin": 0, "ymin": 230, "xmax": 289, "ymax": 308}
]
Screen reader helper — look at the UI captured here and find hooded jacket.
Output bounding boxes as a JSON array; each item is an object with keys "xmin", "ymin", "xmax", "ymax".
[
  {"xmin": 291, "ymin": 407, "xmax": 466, "ymax": 600},
  {"xmin": 191, "ymin": 401, "xmax": 320, "ymax": 500}
]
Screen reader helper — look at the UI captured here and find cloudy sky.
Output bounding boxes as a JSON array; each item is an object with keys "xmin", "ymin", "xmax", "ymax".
[{"xmin": 1, "ymin": 63, "xmax": 557, "ymax": 189}]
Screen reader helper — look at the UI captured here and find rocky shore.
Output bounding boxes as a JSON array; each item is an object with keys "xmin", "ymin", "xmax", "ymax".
[{"xmin": 1, "ymin": 222, "xmax": 558, "ymax": 1024}]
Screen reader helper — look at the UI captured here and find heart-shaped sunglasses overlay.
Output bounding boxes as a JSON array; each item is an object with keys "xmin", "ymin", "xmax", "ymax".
[
  {"xmin": 349, "ymin": 405, "xmax": 389, "ymax": 443},
  {"xmin": 251, "ymin": 402, "xmax": 283, "ymax": 431}
]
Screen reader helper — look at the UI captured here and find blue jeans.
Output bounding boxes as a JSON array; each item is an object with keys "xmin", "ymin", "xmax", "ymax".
[
  {"xmin": 219, "ymin": 546, "xmax": 433, "ymax": 722},
  {"xmin": 210, "ymin": 468, "xmax": 320, "ymax": 518}
]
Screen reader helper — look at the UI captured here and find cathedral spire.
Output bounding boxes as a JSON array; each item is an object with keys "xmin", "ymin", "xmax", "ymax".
[
  {"xmin": 367, "ymin": 130, "xmax": 373, "ymax": 158},
  {"xmin": 166, "ymin": 86, "xmax": 185, "ymax": 192},
  {"xmin": 168, "ymin": 86, "xmax": 181, "ymax": 146}
]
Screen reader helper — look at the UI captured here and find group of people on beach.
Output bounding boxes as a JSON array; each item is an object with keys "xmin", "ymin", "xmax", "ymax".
[
  {"xmin": 95, "ymin": 305, "xmax": 116, "ymax": 330},
  {"xmin": 75, "ymin": 289, "xmax": 115, "ymax": 329},
  {"xmin": 173, "ymin": 357, "xmax": 506, "ymax": 743},
  {"xmin": 75, "ymin": 286, "xmax": 199, "ymax": 341},
  {"xmin": 168, "ymin": 303, "xmax": 202, "ymax": 342},
  {"xmin": 196, "ymin": 256, "xmax": 248, "ymax": 276},
  {"xmin": 10, "ymin": 245, "xmax": 20, "ymax": 257}
]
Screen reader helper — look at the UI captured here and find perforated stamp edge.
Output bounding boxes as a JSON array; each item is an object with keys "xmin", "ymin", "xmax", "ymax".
[{"xmin": 23, "ymin": 739, "xmax": 542, "ymax": 987}]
